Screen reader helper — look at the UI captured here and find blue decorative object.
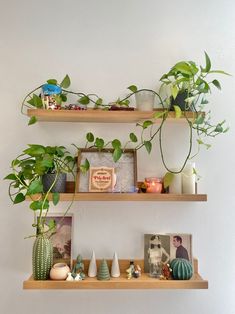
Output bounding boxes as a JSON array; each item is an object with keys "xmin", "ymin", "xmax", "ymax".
[
  {"xmin": 170, "ymin": 258, "xmax": 193, "ymax": 280},
  {"xmin": 42, "ymin": 84, "xmax": 62, "ymax": 95}
]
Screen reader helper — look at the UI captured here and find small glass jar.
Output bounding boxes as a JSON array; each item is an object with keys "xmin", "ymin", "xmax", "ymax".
[
  {"xmin": 135, "ymin": 91, "xmax": 155, "ymax": 111},
  {"xmin": 145, "ymin": 177, "xmax": 162, "ymax": 193}
]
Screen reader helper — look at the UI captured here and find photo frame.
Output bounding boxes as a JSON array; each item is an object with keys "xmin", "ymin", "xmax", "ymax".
[
  {"xmin": 37, "ymin": 214, "xmax": 73, "ymax": 267},
  {"xmin": 76, "ymin": 148, "xmax": 137, "ymax": 193}
]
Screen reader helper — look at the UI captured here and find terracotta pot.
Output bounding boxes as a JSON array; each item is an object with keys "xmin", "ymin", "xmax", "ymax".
[{"xmin": 50, "ymin": 263, "xmax": 70, "ymax": 280}]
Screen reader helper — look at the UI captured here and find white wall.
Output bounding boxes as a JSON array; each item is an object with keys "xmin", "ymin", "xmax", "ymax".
[{"xmin": 1, "ymin": 0, "xmax": 235, "ymax": 313}]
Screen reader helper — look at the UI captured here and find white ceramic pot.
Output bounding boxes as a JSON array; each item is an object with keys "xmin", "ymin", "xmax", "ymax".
[{"xmin": 50, "ymin": 263, "xmax": 70, "ymax": 280}]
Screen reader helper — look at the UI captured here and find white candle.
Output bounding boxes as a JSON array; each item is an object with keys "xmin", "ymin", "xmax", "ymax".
[
  {"xmin": 169, "ymin": 173, "xmax": 182, "ymax": 194},
  {"xmin": 182, "ymin": 163, "xmax": 196, "ymax": 194}
]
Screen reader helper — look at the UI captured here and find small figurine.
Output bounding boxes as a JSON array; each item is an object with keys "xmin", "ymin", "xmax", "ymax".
[
  {"xmin": 111, "ymin": 252, "xmax": 120, "ymax": 278},
  {"xmin": 66, "ymin": 272, "xmax": 74, "ymax": 281},
  {"xmin": 72, "ymin": 254, "xmax": 85, "ymax": 280},
  {"xmin": 160, "ymin": 263, "xmax": 172, "ymax": 280},
  {"xmin": 74, "ymin": 273, "xmax": 83, "ymax": 281},
  {"xmin": 126, "ymin": 261, "xmax": 141, "ymax": 279}
]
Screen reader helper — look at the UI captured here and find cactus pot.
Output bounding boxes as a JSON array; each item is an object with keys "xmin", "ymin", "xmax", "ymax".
[
  {"xmin": 170, "ymin": 258, "xmax": 193, "ymax": 280},
  {"xmin": 42, "ymin": 173, "xmax": 66, "ymax": 193},
  {"xmin": 32, "ymin": 234, "xmax": 53, "ymax": 280}
]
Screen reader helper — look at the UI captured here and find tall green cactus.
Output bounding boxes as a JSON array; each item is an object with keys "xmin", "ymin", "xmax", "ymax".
[{"xmin": 32, "ymin": 234, "xmax": 53, "ymax": 280}]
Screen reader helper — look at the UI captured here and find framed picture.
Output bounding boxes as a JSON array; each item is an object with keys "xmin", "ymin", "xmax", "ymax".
[
  {"xmin": 37, "ymin": 214, "xmax": 73, "ymax": 267},
  {"xmin": 76, "ymin": 148, "xmax": 137, "ymax": 193},
  {"xmin": 144, "ymin": 233, "xmax": 192, "ymax": 273}
]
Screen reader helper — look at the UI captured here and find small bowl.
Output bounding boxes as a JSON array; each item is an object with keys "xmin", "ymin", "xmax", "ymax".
[{"xmin": 50, "ymin": 263, "xmax": 70, "ymax": 280}]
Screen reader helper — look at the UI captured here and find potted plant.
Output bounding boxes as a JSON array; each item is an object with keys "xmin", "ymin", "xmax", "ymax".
[
  {"xmin": 159, "ymin": 51, "xmax": 230, "ymax": 111},
  {"xmin": 4, "ymin": 144, "xmax": 75, "ymax": 280}
]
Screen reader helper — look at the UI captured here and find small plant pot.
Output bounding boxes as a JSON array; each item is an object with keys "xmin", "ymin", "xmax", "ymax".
[
  {"xmin": 50, "ymin": 263, "xmax": 70, "ymax": 280},
  {"xmin": 135, "ymin": 91, "xmax": 155, "ymax": 111},
  {"xmin": 42, "ymin": 173, "xmax": 67, "ymax": 193},
  {"xmin": 170, "ymin": 91, "xmax": 195, "ymax": 111}
]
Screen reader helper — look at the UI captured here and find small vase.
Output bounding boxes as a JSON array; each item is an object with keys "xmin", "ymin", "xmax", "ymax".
[
  {"xmin": 32, "ymin": 234, "xmax": 53, "ymax": 280},
  {"xmin": 42, "ymin": 173, "xmax": 67, "ymax": 193},
  {"xmin": 50, "ymin": 263, "xmax": 70, "ymax": 280}
]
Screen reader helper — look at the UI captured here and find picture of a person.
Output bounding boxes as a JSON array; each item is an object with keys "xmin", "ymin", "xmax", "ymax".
[
  {"xmin": 172, "ymin": 235, "xmax": 189, "ymax": 260},
  {"xmin": 148, "ymin": 235, "xmax": 170, "ymax": 265}
]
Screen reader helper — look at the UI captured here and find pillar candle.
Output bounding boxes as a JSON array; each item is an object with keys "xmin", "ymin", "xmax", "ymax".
[
  {"xmin": 169, "ymin": 173, "xmax": 182, "ymax": 194},
  {"xmin": 182, "ymin": 163, "xmax": 196, "ymax": 194}
]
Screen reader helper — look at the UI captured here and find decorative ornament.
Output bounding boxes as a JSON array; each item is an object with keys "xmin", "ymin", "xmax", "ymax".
[
  {"xmin": 170, "ymin": 258, "xmax": 193, "ymax": 280},
  {"xmin": 50, "ymin": 263, "xmax": 70, "ymax": 280},
  {"xmin": 88, "ymin": 250, "xmax": 97, "ymax": 277},
  {"xmin": 97, "ymin": 259, "xmax": 110, "ymax": 281},
  {"xmin": 66, "ymin": 272, "xmax": 74, "ymax": 281},
  {"xmin": 160, "ymin": 263, "xmax": 172, "ymax": 280},
  {"xmin": 72, "ymin": 254, "xmax": 85, "ymax": 280},
  {"xmin": 111, "ymin": 252, "xmax": 120, "ymax": 278}
]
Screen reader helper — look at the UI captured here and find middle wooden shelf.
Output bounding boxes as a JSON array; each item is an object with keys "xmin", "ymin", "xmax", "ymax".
[{"xmin": 26, "ymin": 193, "xmax": 207, "ymax": 202}]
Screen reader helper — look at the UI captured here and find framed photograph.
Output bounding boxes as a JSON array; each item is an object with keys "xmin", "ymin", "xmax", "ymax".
[
  {"xmin": 37, "ymin": 214, "xmax": 73, "ymax": 267},
  {"xmin": 144, "ymin": 233, "xmax": 192, "ymax": 273},
  {"xmin": 76, "ymin": 148, "xmax": 137, "ymax": 193}
]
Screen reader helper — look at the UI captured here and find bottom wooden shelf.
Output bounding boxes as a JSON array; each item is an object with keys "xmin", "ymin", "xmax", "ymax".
[{"xmin": 23, "ymin": 258, "xmax": 208, "ymax": 290}]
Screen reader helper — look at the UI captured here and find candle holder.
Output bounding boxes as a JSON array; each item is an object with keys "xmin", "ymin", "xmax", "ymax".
[
  {"xmin": 135, "ymin": 91, "xmax": 155, "ymax": 111},
  {"xmin": 145, "ymin": 177, "xmax": 163, "ymax": 193}
]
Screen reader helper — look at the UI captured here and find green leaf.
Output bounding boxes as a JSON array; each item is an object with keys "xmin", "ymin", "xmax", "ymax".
[
  {"xmin": 215, "ymin": 124, "xmax": 223, "ymax": 133},
  {"xmin": 171, "ymin": 85, "xmax": 179, "ymax": 100},
  {"xmin": 28, "ymin": 116, "xmax": 37, "ymax": 125},
  {"xmin": 163, "ymin": 172, "xmax": 174, "ymax": 188},
  {"xmin": 47, "ymin": 219, "xmax": 56, "ymax": 232},
  {"xmin": 112, "ymin": 139, "xmax": 121, "ymax": 149},
  {"xmin": 47, "ymin": 79, "xmax": 57, "ymax": 85},
  {"xmin": 54, "ymin": 94, "xmax": 62, "ymax": 105},
  {"xmin": 173, "ymin": 105, "xmax": 182, "ymax": 118},
  {"xmin": 79, "ymin": 96, "xmax": 90, "ymax": 105},
  {"xmin": 197, "ymin": 139, "xmax": 204, "ymax": 145},
  {"xmin": 24, "ymin": 145, "xmax": 46, "ymax": 157},
  {"xmin": 194, "ymin": 114, "xmax": 205, "ymax": 125},
  {"xmin": 209, "ymin": 70, "xmax": 231, "ymax": 76},
  {"xmin": 144, "ymin": 141, "xmax": 152, "ymax": 154},
  {"xmin": 80, "ymin": 158, "xmax": 90, "ymax": 174},
  {"xmin": 95, "ymin": 98, "xmax": 103, "ymax": 106},
  {"xmin": 27, "ymin": 94, "xmax": 43, "ymax": 108},
  {"xmin": 153, "ymin": 111, "xmax": 167, "ymax": 119},
  {"xmin": 127, "ymin": 85, "xmax": 138, "ymax": 93},
  {"xmin": 173, "ymin": 62, "xmax": 192, "ymax": 76},
  {"xmin": 201, "ymin": 98, "xmax": 209, "ymax": 105},
  {"xmin": 60, "ymin": 94, "xmax": 67, "ymax": 102},
  {"xmin": 30, "ymin": 200, "xmax": 49, "ymax": 211},
  {"xmin": 60, "ymin": 75, "xmax": 71, "ymax": 88},
  {"xmin": 4, "ymin": 173, "xmax": 17, "ymax": 180},
  {"xmin": 113, "ymin": 147, "xmax": 122, "ymax": 162},
  {"xmin": 204, "ymin": 51, "xmax": 211, "ymax": 72},
  {"xmin": 14, "ymin": 193, "xmax": 25, "ymax": 204},
  {"xmin": 86, "ymin": 132, "xmax": 94, "ymax": 143},
  {"xmin": 52, "ymin": 192, "xmax": 60, "ymax": 206},
  {"xmin": 129, "ymin": 132, "xmax": 138, "ymax": 142},
  {"xmin": 28, "ymin": 180, "xmax": 43, "ymax": 194},
  {"xmin": 223, "ymin": 127, "xmax": 229, "ymax": 133},
  {"xmin": 95, "ymin": 138, "xmax": 104, "ymax": 149},
  {"xmin": 143, "ymin": 120, "xmax": 153, "ymax": 129},
  {"xmin": 212, "ymin": 79, "xmax": 221, "ymax": 90}
]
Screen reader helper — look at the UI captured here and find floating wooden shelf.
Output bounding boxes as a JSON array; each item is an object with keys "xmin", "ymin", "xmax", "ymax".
[
  {"xmin": 27, "ymin": 109, "xmax": 201, "ymax": 123},
  {"xmin": 26, "ymin": 193, "xmax": 207, "ymax": 202},
  {"xmin": 23, "ymin": 258, "xmax": 208, "ymax": 290}
]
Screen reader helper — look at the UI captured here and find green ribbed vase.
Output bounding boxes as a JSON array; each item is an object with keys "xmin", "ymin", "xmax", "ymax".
[
  {"xmin": 32, "ymin": 234, "xmax": 53, "ymax": 280},
  {"xmin": 170, "ymin": 258, "xmax": 193, "ymax": 280}
]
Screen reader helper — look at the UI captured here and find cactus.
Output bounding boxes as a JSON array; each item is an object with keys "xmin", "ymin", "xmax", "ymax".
[
  {"xmin": 32, "ymin": 234, "xmax": 53, "ymax": 280},
  {"xmin": 170, "ymin": 258, "xmax": 193, "ymax": 280}
]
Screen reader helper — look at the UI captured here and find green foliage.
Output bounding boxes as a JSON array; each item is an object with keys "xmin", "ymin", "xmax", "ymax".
[
  {"xmin": 163, "ymin": 172, "xmax": 174, "ymax": 188},
  {"xmin": 28, "ymin": 116, "xmax": 37, "ymax": 125},
  {"xmin": 80, "ymin": 158, "xmax": 90, "ymax": 174},
  {"xmin": 144, "ymin": 141, "xmax": 152, "ymax": 154},
  {"xmin": 79, "ymin": 96, "xmax": 90, "ymax": 105},
  {"xmin": 86, "ymin": 132, "xmax": 94, "ymax": 143},
  {"xmin": 47, "ymin": 79, "xmax": 57, "ymax": 85},
  {"xmin": 27, "ymin": 94, "xmax": 43, "ymax": 108},
  {"xmin": 127, "ymin": 85, "xmax": 138, "ymax": 93},
  {"xmin": 52, "ymin": 192, "xmax": 60, "ymax": 206},
  {"xmin": 60, "ymin": 75, "xmax": 71, "ymax": 89},
  {"xmin": 129, "ymin": 132, "xmax": 138, "ymax": 142},
  {"xmin": 173, "ymin": 105, "xmax": 182, "ymax": 118},
  {"xmin": 113, "ymin": 147, "xmax": 122, "ymax": 162}
]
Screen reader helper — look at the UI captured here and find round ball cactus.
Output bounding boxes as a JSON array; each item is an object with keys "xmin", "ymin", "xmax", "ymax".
[
  {"xmin": 32, "ymin": 234, "xmax": 53, "ymax": 280},
  {"xmin": 170, "ymin": 258, "xmax": 193, "ymax": 280}
]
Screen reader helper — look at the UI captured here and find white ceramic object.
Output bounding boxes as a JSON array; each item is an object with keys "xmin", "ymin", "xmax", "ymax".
[
  {"xmin": 182, "ymin": 162, "xmax": 196, "ymax": 194},
  {"xmin": 50, "ymin": 263, "xmax": 70, "ymax": 280},
  {"xmin": 74, "ymin": 273, "xmax": 82, "ymax": 281},
  {"xmin": 111, "ymin": 252, "xmax": 120, "ymax": 278},
  {"xmin": 88, "ymin": 250, "xmax": 97, "ymax": 277},
  {"xmin": 66, "ymin": 272, "xmax": 74, "ymax": 281},
  {"xmin": 169, "ymin": 173, "xmax": 182, "ymax": 194}
]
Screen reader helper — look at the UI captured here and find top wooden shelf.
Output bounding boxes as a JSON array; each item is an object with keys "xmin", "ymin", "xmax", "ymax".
[{"xmin": 27, "ymin": 109, "xmax": 200, "ymax": 123}]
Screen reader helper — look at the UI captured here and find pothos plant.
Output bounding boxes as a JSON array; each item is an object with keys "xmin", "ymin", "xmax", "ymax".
[
  {"xmin": 21, "ymin": 52, "xmax": 230, "ymax": 187},
  {"xmin": 4, "ymin": 144, "xmax": 75, "ymax": 237}
]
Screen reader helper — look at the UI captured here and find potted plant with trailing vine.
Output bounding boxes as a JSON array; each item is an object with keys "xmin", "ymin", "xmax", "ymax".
[{"xmin": 4, "ymin": 144, "xmax": 75, "ymax": 280}]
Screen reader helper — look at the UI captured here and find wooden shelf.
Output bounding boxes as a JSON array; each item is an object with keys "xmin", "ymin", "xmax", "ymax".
[
  {"xmin": 27, "ymin": 193, "xmax": 207, "ymax": 202},
  {"xmin": 23, "ymin": 258, "xmax": 208, "ymax": 290},
  {"xmin": 27, "ymin": 109, "xmax": 200, "ymax": 123}
]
